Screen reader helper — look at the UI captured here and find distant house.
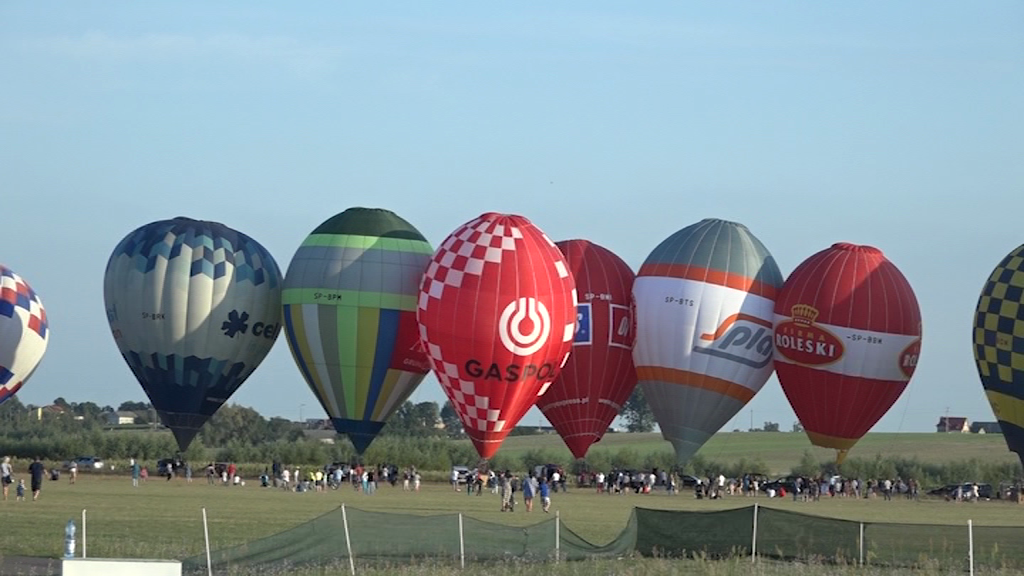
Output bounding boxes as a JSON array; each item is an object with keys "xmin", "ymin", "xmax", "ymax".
[
  {"xmin": 302, "ymin": 429, "xmax": 336, "ymax": 444},
  {"xmin": 970, "ymin": 421, "xmax": 1002, "ymax": 434},
  {"xmin": 34, "ymin": 404, "xmax": 67, "ymax": 420},
  {"xmin": 936, "ymin": 416, "xmax": 969, "ymax": 433},
  {"xmin": 106, "ymin": 411, "xmax": 137, "ymax": 426}
]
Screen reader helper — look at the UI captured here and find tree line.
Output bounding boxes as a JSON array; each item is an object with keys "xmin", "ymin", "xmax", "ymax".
[{"xmin": 4, "ymin": 392, "xmax": 1011, "ymax": 489}]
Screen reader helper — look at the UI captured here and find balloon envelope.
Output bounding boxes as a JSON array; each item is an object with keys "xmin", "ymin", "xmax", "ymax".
[
  {"xmin": 774, "ymin": 242, "xmax": 921, "ymax": 461},
  {"xmin": 104, "ymin": 217, "xmax": 283, "ymax": 451},
  {"xmin": 973, "ymin": 244, "xmax": 1024, "ymax": 468},
  {"xmin": 633, "ymin": 218, "xmax": 782, "ymax": 464},
  {"xmin": 282, "ymin": 207, "xmax": 433, "ymax": 453},
  {"xmin": 0, "ymin": 265, "xmax": 49, "ymax": 406},
  {"xmin": 417, "ymin": 213, "xmax": 577, "ymax": 459},
  {"xmin": 537, "ymin": 240, "xmax": 636, "ymax": 459}
]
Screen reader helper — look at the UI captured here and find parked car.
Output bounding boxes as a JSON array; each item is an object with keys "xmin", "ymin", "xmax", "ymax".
[
  {"xmin": 63, "ymin": 456, "xmax": 104, "ymax": 471},
  {"xmin": 678, "ymin": 474, "xmax": 701, "ymax": 488},
  {"xmin": 762, "ymin": 475, "xmax": 800, "ymax": 494},
  {"xmin": 157, "ymin": 458, "xmax": 185, "ymax": 477},
  {"xmin": 451, "ymin": 465, "xmax": 471, "ymax": 485},
  {"xmin": 926, "ymin": 482, "xmax": 993, "ymax": 500}
]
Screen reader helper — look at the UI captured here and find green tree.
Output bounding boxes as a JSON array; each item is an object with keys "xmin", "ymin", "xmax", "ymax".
[
  {"xmin": 384, "ymin": 401, "xmax": 443, "ymax": 437},
  {"xmin": 440, "ymin": 401, "xmax": 464, "ymax": 438},
  {"xmin": 791, "ymin": 450, "xmax": 820, "ymax": 477},
  {"xmin": 622, "ymin": 387, "xmax": 656, "ymax": 433},
  {"xmin": 199, "ymin": 404, "xmax": 268, "ymax": 447}
]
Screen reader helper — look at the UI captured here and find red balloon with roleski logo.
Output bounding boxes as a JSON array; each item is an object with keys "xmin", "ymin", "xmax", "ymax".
[
  {"xmin": 537, "ymin": 240, "xmax": 637, "ymax": 459},
  {"xmin": 417, "ymin": 213, "xmax": 577, "ymax": 460},
  {"xmin": 773, "ymin": 242, "xmax": 922, "ymax": 463}
]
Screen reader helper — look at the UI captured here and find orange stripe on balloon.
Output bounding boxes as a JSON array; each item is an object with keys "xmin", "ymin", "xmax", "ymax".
[
  {"xmin": 699, "ymin": 313, "xmax": 773, "ymax": 341},
  {"xmin": 638, "ymin": 263, "xmax": 777, "ymax": 299},
  {"xmin": 636, "ymin": 366, "xmax": 755, "ymax": 403},
  {"xmin": 805, "ymin": 430, "xmax": 858, "ymax": 451}
]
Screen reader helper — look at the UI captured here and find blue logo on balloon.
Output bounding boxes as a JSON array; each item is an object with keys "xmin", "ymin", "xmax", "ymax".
[{"xmin": 574, "ymin": 303, "xmax": 592, "ymax": 345}]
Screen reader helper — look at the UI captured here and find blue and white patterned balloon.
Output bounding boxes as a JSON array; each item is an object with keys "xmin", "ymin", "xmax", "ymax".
[{"xmin": 103, "ymin": 217, "xmax": 282, "ymax": 450}]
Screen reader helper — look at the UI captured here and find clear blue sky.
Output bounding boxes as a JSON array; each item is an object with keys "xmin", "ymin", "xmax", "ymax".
[{"xmin": 2, "ymin": 2, "xmax": 1021, "ymax": 437}]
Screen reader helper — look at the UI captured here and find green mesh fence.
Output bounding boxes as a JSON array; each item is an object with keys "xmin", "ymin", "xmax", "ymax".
[
  {"xmin": 182, "ymin": 505, "xmax": 1024, "ymax": 574},
  {"xmin": 182, "ymin": 505, "xmax": 633, "ymax": 573},
  {"xmin": 632, "ymin": 506, "xmax": 754, "ymax": 557}
]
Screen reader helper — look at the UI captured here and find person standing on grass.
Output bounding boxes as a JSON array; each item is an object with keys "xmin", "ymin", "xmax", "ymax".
[
  {"xmin": 28, "ymin": 456, "xmax": 44, "ymax": 501},
  {"xmin": 1, "ymin": 456, "xmax": 13, "ymax": 500},
  {"xmin": 522, "ymin": 472, "xmax": 536, "ymax": 512},
  {"xmin": 131, "ymin": 458, "xmax": 141, "ymax": 487},
  {"xmin": 500, "ymin": 471, "xmax": 513, "ymax": 511},
  {"xmin": 68, "ymin": 460, "xmax": 78, "ymax": 484},
  {"xmin": 539, "ymin": 477, "xmax": 551, "ymax": 513}
]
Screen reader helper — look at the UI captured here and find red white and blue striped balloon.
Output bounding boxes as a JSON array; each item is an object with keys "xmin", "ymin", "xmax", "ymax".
[{"xmin": 0, "ymin": 265, "xmax": 49, "ymax": 406}]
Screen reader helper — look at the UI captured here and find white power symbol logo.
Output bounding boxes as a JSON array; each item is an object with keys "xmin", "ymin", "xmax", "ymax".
[{"xmin": 498, "ymin": 297, "xmax": 551, "ymax": 355}]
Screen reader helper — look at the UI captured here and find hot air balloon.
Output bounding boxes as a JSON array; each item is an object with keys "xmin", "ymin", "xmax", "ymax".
[
  {"xmin": 0, "ymin": 265, "xmax": 48, "ymax": 406},
  {"xmin": 774, "ymin": 242, "xmax": 921, "ymax": 463},
  {"xmin": 536, "ymin": 240, "xmax": 636, "ymax": 459},
  {"xmin": 633, "ymin": 219, "xmax": 782, "ymax": 464},
  {"xmin": 104, "ymin": 217, "xmax": 282, "ymax": 451},
  {"xmin": 973, "ymin": 244, "xmax": 1024, "ymax": 469},
  {"xmin": 282, "ymin": 208, "xmax": 433, "ymax": 454},
  {"xmin": 417, "ymin": 213, "xmax": 577, "ymax": 460}
]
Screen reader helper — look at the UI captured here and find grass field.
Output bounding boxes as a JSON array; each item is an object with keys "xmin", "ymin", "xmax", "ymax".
[
  {"xmin": 2, "ymin": 431, "xmax": 1021, "ymax": 575},
  {"xmin": 2, "ymin": 471, "xmax": 1023, "ymax": 563}
]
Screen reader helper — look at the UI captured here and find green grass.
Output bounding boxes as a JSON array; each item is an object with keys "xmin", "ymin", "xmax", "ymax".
[
  {"xmin": 2, "ymin": 472, "xmax": 1023, "ymax": 559},
  {"xmin": 3, "ymin": 431, "xmax": 1022, "ymax": 575}
]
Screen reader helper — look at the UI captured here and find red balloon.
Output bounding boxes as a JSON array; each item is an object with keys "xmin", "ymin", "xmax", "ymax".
[
  {"xmin": 417, "ymin": 213, "xmax": 577, "ymax": 459},
  {"xmin": 773, "ymin": 243, "xmax": 921, "ymax": 461},
  {"xmin": 537, "ymin": 240, "xmax": 637, "ymax": 459}
]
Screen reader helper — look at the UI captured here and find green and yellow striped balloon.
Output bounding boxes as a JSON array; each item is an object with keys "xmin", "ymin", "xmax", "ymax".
[{"xmin": 282, "ymin": 208, "xmax": 433, "ymax": 453}]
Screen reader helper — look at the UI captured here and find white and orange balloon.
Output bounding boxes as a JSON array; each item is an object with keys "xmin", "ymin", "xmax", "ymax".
[{"xmin": 633, "ymin": 219, "xmax": 783, "ymax": 464}]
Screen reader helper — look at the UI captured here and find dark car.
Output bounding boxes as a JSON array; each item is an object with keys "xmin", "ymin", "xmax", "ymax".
[
  {"xmin": 157, "ymin": 458, "xmax": 184, "ymax": 477},
  {"xmin": 927, "ymin": 482, "xmax": 993, "ymax": 500},
  {"xmin": 762, "ymin": 475, "xmax": 800, "ymax": 494},
  {"xmin": 678, "ymin": 474, "xmax": 701, "ymax": 488}
]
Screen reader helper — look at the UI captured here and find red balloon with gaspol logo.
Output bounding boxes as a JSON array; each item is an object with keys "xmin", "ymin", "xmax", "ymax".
[
  {"xmin": 537, "ymin": 240, "xmax": 637, "ymax": 459},
  {"xmin": 773, "ymin": 242, "xmax": 922, "ymax": 463},
  {"xmin": 417, "ymin": 213, "xmax": 577, "ymax": 460}
]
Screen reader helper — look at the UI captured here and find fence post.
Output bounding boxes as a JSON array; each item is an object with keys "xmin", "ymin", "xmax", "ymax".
[
  {"xmin": 858, "ymin": 522, "xmax": 864, "ymax": 566},
  {"xmin": 202, "ymin": 508, "xmax": 212, "ymax": 576},
  {"xmin": 555, "ymin": 510, "xmax": 561, "ymax": 563},
  {"xmin": 81, "ymin": 509, "xmax": 87, "ymax": 559},
  {"xmin": 751, "ymin": 503, "xmax": 759, "ymax": 563},
  {"xmin": 342, "ymin": 504, "xmax": 355, "ymax": 576},
  {"xmin": 458, "ymin": 513, "xmax": 465, "ymax": 570},
  {"xmin": 968, "ymin": 519, "xmax": 974, "ymax": 576}
]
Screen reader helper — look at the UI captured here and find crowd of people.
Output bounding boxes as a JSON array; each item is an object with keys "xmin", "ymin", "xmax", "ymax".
[{"xmin": 1, "ymin": 453, "xmax": 1001, "ymax": 508}]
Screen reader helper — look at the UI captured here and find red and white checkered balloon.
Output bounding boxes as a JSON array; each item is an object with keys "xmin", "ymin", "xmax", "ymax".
[{"xmin": 417, "ymin": 213, "xmax": 577, "ymax": 459}]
